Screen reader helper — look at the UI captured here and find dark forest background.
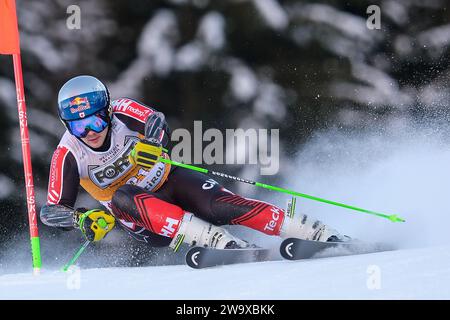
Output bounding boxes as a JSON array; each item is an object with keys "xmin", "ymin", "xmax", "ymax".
[{"xmin": 0, "ymin": 0, "xmax": 449, "ymax": 270}]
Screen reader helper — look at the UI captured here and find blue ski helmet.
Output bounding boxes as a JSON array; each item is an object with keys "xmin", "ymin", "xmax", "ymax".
[{"xmin": 57, "ymin": 75, "xmax": 111, "ymax": 135}]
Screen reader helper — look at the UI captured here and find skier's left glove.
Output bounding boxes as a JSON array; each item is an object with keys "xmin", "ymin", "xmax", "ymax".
[
  {"xmin": 74, "ymin": 209, "xmax": 115, "ymax": 242},
  {"xmin": 129, "ymin": 138, "xmax": 163, "ymax": 169}
]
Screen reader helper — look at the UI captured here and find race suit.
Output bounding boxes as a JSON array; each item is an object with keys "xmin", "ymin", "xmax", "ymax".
[{"xmin": 40, "ymin": 98, "xmax": 286, "ymax": 246}]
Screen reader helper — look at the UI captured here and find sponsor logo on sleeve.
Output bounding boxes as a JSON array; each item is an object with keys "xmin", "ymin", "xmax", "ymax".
[
  {"xmin": 47, "ymin": 146, "xmax": 69, "ymax": 204},
  {"xmin": 113, "ymin": 98, "xmax": 153, "ymax": 122}
]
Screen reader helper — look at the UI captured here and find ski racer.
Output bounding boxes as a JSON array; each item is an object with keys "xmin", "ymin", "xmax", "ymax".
[{"xmin": 40, "ymin": 75, "xmax": 347, "ymax": 251}]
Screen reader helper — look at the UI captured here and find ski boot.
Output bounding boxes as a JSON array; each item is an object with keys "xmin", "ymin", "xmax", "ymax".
[
  {"xmin": 170, "ymin": 213, "xmax": 248, "ymax": 251},
  {"xmin": 280, "ymin": 212, "xmax": 349, "ymax": 242}
]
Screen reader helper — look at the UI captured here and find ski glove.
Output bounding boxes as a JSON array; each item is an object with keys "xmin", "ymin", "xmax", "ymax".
[
  {"xmin": 129, "ymin": 138, "xmax": 163, "ymax": 169},
  {"xmin": 74, "ymin": 209, "xmax": 115, "ymax": 242},
  {"xmin": 145, "ymin": 112, "xmax": 169, "ymax": 145}
]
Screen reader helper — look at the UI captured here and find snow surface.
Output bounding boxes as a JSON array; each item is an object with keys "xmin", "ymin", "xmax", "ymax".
[{"xmin": 1, "ymin": 245, "xmax": 450, "ymax": 300}]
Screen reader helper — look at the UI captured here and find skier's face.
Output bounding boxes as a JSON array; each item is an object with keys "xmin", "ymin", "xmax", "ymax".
[{"xmin": 80, "ymin": 126, "xmax": 109, "ymax": 148}]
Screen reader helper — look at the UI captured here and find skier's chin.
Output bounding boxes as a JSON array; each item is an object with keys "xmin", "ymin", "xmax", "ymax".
[{"xmin": 81, "ymin": 130, "xmax": 108, "ymax": 148}]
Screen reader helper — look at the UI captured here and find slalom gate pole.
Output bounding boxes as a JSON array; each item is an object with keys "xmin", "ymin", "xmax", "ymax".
[
  {"xmin": 13, "ymin": 53, "xmax": 42, "ymax": 273},
  {"xmin": 1, "ymin": 0, "xmax": 42, "ymax": 275},
  {"xmin": 159, "ymin": 158, "xmax": 406, "ymax": 223},
  {"xmin": 61, "ymin": 240, "xmax": 91, "ymax": 272}
]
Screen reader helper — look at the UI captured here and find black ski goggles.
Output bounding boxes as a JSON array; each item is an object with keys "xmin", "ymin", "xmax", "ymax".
[{"xmin": 66, "ymin": 109, "xmax": 109, "ymax": 138}]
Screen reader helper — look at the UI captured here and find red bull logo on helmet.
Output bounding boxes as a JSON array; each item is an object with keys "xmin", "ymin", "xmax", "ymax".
[{"xmin": 69, "ymin": 96, "xmax": 91, "ymax": 114}]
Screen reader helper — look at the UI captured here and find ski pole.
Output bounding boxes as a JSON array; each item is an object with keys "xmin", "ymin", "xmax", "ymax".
[
  {"xmin": 61, "ymin": 240, "xmax": 91, "ymax": 272},
  {"xmin": 158, "ymin": 158, "xmax": 406, "ymax": 223}
]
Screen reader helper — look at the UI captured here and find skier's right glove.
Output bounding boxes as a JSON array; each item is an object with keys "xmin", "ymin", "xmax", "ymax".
[{"xmin": 74, "ymin": 209, "xmax": 115, "ymax": 242}]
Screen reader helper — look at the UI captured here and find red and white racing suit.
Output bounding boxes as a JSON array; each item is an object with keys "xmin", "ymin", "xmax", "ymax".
[{"xmin": 40, "ymin": 98, "xmax": 286, "ymax": 246}]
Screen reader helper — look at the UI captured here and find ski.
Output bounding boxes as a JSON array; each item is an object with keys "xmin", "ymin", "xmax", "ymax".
[
  {"xmin": 280, "ymin": 238, "xmax": 390, "ymax": 260},
  {"xmin": 185, "ymin": 239, "xmax": 391, "ymax": 268},
  {"xmin": 185, "ymin": 246, "xmax": 271, "ymax": 269}
]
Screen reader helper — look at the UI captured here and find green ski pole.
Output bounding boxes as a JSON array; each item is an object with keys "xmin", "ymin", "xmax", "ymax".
[
  {"xmin": 61, "ymin": 240, "xmax": 90, "ymax": 272},
  {"xmin": 159, "ymin": 158, "xmax": 405, "ymax": 223}
]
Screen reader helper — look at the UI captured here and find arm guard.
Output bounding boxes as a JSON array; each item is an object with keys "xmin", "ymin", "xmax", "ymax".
[
  {"xmin": 144, "ymin": 112, "xmax": 171, "ymax": 151},
  {"xmin": 40, "ymin": 204, "xmax": 76, "ymax": 229}
]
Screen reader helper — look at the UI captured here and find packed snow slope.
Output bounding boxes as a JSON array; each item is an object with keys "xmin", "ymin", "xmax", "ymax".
[{"xmin": 1, "ymin": 245, "xmax": 450, "ymax": 299}]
